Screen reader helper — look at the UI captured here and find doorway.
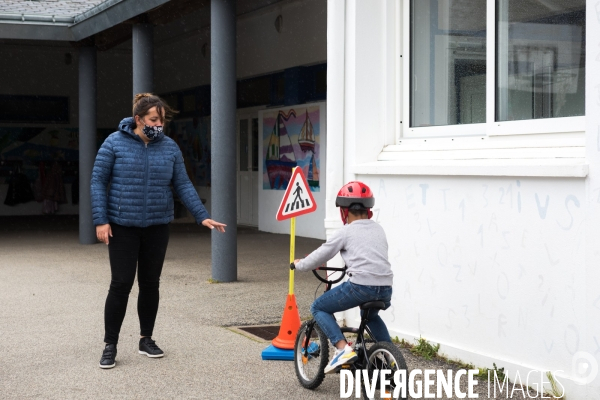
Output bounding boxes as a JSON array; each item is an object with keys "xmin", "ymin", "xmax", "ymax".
[{"xmin": 237, "ymin": 115, "xmax": 259, "ymax": 226}]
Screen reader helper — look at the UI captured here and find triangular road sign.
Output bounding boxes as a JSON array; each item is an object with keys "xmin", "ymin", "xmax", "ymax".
[{"xmin": 276, "ymin": 167, "xmax": 317, "ymax": 221}]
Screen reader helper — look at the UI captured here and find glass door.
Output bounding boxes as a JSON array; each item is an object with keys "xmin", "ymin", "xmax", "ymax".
[{"xmin": 237, "ymin": 117, "xmax": 259, "ymax": 226}]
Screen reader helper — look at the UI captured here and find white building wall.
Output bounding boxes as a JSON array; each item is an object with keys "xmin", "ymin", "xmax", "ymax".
[
  {"xmin": 333, "ymin": 0, "xmax": 600, "ymax": 397},
  {"xmin": 583, "ymin": 0, "xmax": 600, "ymax": 397},
  {"xmin": 364, "ymin": 175, "xmax": 588, "ymax": 389}
]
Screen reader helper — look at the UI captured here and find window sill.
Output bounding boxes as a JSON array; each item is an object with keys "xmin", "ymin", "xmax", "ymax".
[
  {"xmin": 353, "ymin": 135, "xmax": 588, "ymax": 178},
  {"xmin": 353, "ymin": 158, "xmax": 588, "ymax": 178}
]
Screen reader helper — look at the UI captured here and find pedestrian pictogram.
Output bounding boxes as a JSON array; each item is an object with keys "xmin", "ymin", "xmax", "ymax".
[{"xmin": 276, "ymin": 167, "xmax": 317, "ymax": 221}]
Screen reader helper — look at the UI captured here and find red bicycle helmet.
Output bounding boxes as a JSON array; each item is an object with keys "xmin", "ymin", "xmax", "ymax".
[{"xmin": 335, "ymin": 181, "xmax": 374, "ymax": 224}]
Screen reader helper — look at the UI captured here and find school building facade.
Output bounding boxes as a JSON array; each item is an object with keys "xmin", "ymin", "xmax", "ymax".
[{"xmin": 0, "ymin": 0, "xmax": 598, "ymax": 397}]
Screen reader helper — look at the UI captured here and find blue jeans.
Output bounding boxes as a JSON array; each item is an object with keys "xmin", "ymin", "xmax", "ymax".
[{"xmin": 310, "ymin": 281, "xmax": 393, "ymax": 346}]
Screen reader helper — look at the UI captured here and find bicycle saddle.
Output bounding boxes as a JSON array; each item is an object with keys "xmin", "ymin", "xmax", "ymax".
[{"xmin": 359, "ymin": 301, "xmax": 386, "ymax": 310}]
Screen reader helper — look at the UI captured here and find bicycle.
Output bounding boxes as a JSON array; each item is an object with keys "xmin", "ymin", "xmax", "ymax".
[{"xmin": 293, "ymin": 264, "xmax": 409, "ymax": 400}]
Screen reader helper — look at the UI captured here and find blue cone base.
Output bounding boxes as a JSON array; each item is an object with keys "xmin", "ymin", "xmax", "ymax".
[{"xmin": 261, "ymin": 344, "xmax": 294, "ymax": 361}]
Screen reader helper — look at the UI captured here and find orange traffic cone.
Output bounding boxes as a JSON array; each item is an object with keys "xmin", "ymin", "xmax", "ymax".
[{"xmin": 271, "ymin": 294, "xmax": 301, "ymax": 349}]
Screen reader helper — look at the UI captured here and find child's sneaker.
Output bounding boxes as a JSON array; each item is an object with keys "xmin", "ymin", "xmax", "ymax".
[{"xmin": 324, "ymin": 345, "xmax": 357, "ymax": 374}]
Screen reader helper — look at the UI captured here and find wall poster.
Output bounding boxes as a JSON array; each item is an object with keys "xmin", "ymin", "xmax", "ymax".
[{"xmin": 262, "ymin": 105, "xmax": 320, "ymax": 191}]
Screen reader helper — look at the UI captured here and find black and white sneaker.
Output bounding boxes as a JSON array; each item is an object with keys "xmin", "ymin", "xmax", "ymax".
[
  {"xmin": 99, "ymin": 344, "xmax": 117, "ymax": 369},
  {"xmin": 139, "ymin": 337, "xmax": 164, "ymax": 358}
]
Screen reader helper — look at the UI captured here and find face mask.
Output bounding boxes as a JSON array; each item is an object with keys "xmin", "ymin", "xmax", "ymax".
[{"xmin": 142, "ymin": 124, "xmax": 163, "ymax": 140}]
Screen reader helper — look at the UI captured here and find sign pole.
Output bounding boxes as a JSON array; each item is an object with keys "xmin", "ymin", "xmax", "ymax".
[
  {"xmin": 263, "ymin": 165, "xmax": 317, "ymax": 359},
  {"xmin": 289, "ymin": 216, "xmax": 295, "ymax": 295}
]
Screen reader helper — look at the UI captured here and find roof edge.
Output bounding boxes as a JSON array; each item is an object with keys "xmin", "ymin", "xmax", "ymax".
[
  {"xmin": 0, "ymin": 0, "xmax": 171, "ymax": 42},
  {"xmin": 69, "ymin": 0, "xmax": 170, "ymax": 41},
  {"xmin": 72, "ymin": 0, "xmax": 125, "ymax": 24},
  {"xmin": 0, "ymin": 13, "xmax": 74, "ymax": 25}
]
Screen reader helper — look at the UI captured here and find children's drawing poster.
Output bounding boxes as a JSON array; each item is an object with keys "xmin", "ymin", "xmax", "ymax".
[{"xmin": 262, "ymin": 106, "xmax": 320, "ymax": 191}]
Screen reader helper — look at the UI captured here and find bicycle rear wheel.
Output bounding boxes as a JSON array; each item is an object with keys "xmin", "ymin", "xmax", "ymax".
[
  {"xmin": 363, "ymin": 342, "xmax": 409, "ymax": 400},
  {"xmin": 294, "ymin": 321, "xmax": 329, "ymax": 389}
]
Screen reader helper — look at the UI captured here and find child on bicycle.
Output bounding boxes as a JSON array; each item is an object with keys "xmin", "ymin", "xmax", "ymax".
[{"xmin": 292, "ymin": 181, "xmax": 394, "ymax": 374}]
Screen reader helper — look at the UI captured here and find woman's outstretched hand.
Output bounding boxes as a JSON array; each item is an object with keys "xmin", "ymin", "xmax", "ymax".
[
  {"xmin": 96, "ymin": 224, "xmax": 113, "ymax": 245},
  {"xmin": 201, "ymin": 219, "xmax": 227, "ymax": 233}
]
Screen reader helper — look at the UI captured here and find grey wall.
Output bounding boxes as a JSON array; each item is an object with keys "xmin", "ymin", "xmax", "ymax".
[{"xmin": 154, "ymin": 0, "xmax": 327, "ymax": 92}]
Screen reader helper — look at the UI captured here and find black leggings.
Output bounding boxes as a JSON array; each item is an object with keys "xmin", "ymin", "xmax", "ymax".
[{"xmin": 103, "ymin": 223, "xmax": 170, "ymax": 344}]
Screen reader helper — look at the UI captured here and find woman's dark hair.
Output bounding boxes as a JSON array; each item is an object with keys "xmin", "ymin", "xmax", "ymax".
[{"xmin": 132, "ymin": 93, "xmax": 178, "ymax": 124}]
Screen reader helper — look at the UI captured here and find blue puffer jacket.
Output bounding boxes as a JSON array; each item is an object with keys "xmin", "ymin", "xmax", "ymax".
[{"xmin": 91, "ymin": 117, "xmax": 210, "ymax": 227}]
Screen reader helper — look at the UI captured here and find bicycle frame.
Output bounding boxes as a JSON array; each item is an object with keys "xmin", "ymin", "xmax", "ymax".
[
  {"xmin": 342, "ymin": 312, "xmax": 378, "ymax": 370},
  {"xmin": 300, "ymin": 265, "xmax": 379, "ymax": 370},
  {"xmin": 295, "ymin": 264, "xmax": 408, "ymax": 399},
  {"xmin": 300, "ymin": 310, "xmax": 379, "ymax": 371}
]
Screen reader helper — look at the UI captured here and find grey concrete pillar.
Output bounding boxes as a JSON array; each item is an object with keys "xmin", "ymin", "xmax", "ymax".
[
  {"xmin": 211, "ymin": 0, "xmax": 237, "ymax": 282},
  {"xmin": 78, "ymin": 46, "xmax": 97, "ymax": 245},
  {"xmin": 132, "ymin": 23, "xmax": 154, "ymax": 95}
]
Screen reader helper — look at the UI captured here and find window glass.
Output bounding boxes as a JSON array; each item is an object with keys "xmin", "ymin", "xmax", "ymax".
[
  {"xmin": 0, "ymin": 95, "xmax": 69, "ymax": 123},
  {"xmin": 496, "ymin": 0, "xmax": 585, "ymax": 121},
  {"xmin": 182, "ymin": 93, "xmax": 195, "ymax": 113},
  {"xmin": 316, "ymin": 69, "xmax": 327, "ymax": 95},
  {"xmin": 239, "ymin": 119, "xmax": 248, "ymax": 172},
  {"xmin": 411, "ymin": 0, "xmax": 487, "ymax": 127},
  {"xmin": 252, "ymin": 118, "xmax": 259, "ymax": 171},
  {"xmin": 237, "ymin": 77, "xmax": 270, "ymax": 108}
]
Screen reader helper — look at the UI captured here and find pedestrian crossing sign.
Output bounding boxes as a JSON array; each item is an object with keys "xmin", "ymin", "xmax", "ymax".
[{"xmin": 276, "ymin": 167, "xmax": 317, "ymax": 221}]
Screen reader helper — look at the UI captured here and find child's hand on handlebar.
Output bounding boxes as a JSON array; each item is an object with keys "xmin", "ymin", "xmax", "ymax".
[{"xmin": 290, "ymin": 259, "xmax": 302, "ymax": 270}]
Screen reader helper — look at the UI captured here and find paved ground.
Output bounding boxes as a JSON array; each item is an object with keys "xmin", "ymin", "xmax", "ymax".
[
  {"xmin": 0, "ymin": 216, "xmax": 343, "ymax": 399},
  {"xmin": 0, "ymin": 216, "xmax": 536, "ymax": 399}
]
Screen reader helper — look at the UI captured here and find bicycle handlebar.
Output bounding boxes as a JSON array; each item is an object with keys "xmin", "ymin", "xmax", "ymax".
[
  {"xmin": 316, "ymin": 266, "xmax": 347, "ymax": 272},
  {"xmin": 313, "ymin": 265, "xmax": 347, "ymax": 284},
  {"xmin": 289, "ymin": 262, "xmax": 347, "ymax": 284}
]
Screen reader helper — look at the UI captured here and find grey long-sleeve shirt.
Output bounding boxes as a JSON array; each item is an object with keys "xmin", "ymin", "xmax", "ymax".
[{"xmin": 295, "ymin": 219, "xmax": 393, "ymax": 286}]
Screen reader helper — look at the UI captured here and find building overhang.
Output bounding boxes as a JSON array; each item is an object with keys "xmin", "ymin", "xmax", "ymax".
[
  {"xmin": 0, "ymin": 0, "xmax": 171, "ymax": 41},
  {"xmin": 0, "ymin": 22, "xmax": 75, "ymax": 41},
  {"xmin": 69, "ymin": 0, "xmax": 170, "ymax": 41}
]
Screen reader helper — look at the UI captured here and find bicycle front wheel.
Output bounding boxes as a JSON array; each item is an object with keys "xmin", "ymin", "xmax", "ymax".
[
  {"xmin": 363, "ymin": 342, "xmax": 409, "ymax": 400},
  {"xmin": 294, "ymin": 320, "xmax": 329, "ymax": 390}
]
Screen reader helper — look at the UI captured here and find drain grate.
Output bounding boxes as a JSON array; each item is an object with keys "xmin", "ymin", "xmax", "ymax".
[{"xmin": 237, "ymin": 325, "xmax": 281, "ymax": 341}]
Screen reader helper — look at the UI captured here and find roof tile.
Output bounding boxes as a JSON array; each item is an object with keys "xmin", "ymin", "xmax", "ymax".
[{"xmin": 0, "ymin": 0, "xmax": 108, "ymax": 18}]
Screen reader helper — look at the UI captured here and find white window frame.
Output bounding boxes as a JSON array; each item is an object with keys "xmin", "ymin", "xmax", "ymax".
[
  {"xmin": 399, "ymin": 0, "xmax": 585, "ymax": 140},
  {"xmin": 353, "ymin": 0, "xmax": 589, "ymax": 178}
]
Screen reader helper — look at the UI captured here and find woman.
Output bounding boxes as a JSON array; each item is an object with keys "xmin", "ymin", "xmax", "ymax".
[{"xmin": 91, "ymin": 93, "xmax": 226, "ymax": 369}]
